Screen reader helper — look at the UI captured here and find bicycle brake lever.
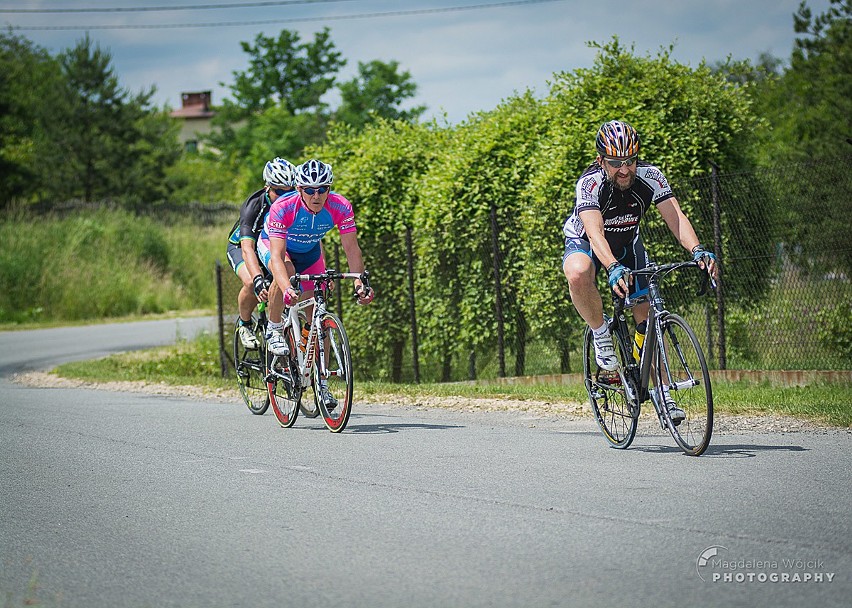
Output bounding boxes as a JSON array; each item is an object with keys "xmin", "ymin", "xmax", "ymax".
[{"xmin": 696, "ymin": 270, "xmax": 714, "ymax": 296}]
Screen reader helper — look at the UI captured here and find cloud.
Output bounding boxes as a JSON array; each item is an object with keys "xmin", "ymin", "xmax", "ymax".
[{"xmin": 6, "ymin": 0, "xmax": 832, "ymax": 122}]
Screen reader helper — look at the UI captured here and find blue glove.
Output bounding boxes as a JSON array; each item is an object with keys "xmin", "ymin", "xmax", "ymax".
[
  {"xmin": 692, "ymin": 247, "xmax": 716, "ymax": 268},
  {"xmin": 607, "ymin": 262, "xmax": 630, "ymax": 290}
]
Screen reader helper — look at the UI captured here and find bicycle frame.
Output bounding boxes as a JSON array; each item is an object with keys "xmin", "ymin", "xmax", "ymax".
[
  {"xmin": 621, "ymin": 261, "xmax": 709, "ymax": 425},
  {"xmin": 268, "ymin": 269, "xmax": 367, "ymax": 401},
  {"xmin": 279, "ymin": 292, "xmax": 326, "ymax": 389}
]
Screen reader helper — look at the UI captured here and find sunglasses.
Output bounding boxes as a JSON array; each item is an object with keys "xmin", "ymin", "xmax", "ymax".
[
  {"xmin": 270, "ymin": 186, "xmax": 294, "ymax": 197},
  {"xmin": 604, "ymin": 156, "xmax": 637, "ymax": 168},
  {"xmin": 302, "ymin": 186, "xmax": 330, "ymax": 195}
]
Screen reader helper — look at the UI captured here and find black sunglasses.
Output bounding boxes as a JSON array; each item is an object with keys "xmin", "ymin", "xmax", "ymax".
[
  {"xmin": 270, "ymin": 186, "xmax": 294, "ymax": 197},
  {"xmin": 302, "ymin": 186, "xmax": 330, "ymax": 195}
]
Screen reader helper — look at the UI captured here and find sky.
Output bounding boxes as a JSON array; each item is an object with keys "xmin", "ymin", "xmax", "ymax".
[{"xmin": 2, "ymin": 0, "xmax": 833, "ymax": 124}]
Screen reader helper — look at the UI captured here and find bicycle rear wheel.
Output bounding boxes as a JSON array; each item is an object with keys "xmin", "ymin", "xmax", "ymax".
[
  {"xmin": 313, "ymin": 312, "xmax": 353, "ymax": 432},
  {"xmin": 655, "ymin": 313, "xmax": 713, "ymax": 456},
  {"xmin": 233, "ymin": 317, "xmax": 268, "ymax": 415},
  {"xmin": 269, "ymin": 328, "xmax": 300, "ymax": 428},
  {"xmin": 583, "ymin": 326, "xmax": 639, "ymax": 448}
]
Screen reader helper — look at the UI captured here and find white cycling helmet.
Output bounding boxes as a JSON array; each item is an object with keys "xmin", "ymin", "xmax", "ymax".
[
  {"xmin": 295, "ymin": 159, "xmax": 334, "ymax": 187},
  {"xmin": 263, "ymin": 157, "xmax": 296, "ymax": 187}
]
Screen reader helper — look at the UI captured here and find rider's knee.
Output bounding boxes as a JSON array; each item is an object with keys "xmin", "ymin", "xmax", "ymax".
[{"xmin": 564, "ymin": 261, "xmax": 595, "ymax": 289}]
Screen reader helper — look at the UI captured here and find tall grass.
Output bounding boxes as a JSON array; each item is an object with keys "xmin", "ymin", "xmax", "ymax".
[{"xmin": 0, "ymin": 208, "xmax": 229, "ymax": 323}]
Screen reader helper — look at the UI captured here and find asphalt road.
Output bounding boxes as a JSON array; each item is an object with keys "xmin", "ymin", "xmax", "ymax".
[{"xmin": 1, "ymin": 319, "xmax": 850, "ymax": 607}]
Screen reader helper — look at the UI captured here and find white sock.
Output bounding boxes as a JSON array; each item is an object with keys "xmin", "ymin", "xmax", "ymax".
[
  {"xmin": 268, "ymin": 321, "xmax": 283, "ymax": 332},
  {"xmin": 592, "ymin": 322, "xmax": 609, "ymax": 337}
]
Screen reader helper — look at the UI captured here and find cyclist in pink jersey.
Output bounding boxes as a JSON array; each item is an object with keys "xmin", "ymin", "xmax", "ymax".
[{"xmin": 258, "ymin": 159, "xmax": 373, "ymax": 357}]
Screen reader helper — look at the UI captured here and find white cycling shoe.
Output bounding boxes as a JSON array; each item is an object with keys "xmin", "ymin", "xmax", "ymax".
[
  {"xmin": 655, "ymin": 386, "xmax": 685, "ymax": 425},
  {"xmin": 238, "ymin": 325, "xmax": 259, "ymax": 350},
  {"xmin": 593, "ymin": 332, "xmax": 619, "ymax": 371},
  {"xmin": 266, "ymin": 330, "xmax": 290, "ymax": 356}
]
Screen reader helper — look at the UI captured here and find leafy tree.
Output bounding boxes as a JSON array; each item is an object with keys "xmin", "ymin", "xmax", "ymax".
[
  {"xmin": 787, "ymin": 0, "xmax": 851, "ymax": 156},
  {"xmin": 335, "ymin": 60, "xmax": 426, "ymax": 129},
  {"xmin": 208, "ymin": 28, "xmax": 345, "ymax": 164},
  {"xmin": 230, "ymin": 28, "xmax": 344, "ymax": 115},
  {"xmin": 0, "ymin": 30, "xmax": 64, "ymax": 207},
  {"xmin": 749, "ymin": 1, "xmax": 852, "ymax": 272},
  {"xmin": 52, "ymin": 35, "xmax": 180, "ymax": 204}
]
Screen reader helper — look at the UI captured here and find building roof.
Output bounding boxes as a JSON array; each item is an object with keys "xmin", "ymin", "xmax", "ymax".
[{"xmin": 169, "ymin": 91, "xmax": 215, "ymax": 119}]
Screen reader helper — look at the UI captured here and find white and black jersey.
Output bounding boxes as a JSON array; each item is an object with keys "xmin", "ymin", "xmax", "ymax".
[{"xmin": 562, "ymin": 161, "xmax": 674, "ymax": 253}]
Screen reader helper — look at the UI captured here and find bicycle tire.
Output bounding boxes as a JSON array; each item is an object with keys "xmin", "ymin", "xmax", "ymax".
[
  {"xmin": 583, "ymin": 325, "xmax": 639, "ymax": 448},
  {"xmin": 654, "ymin": 313, "xmax": 713, "ymax": 456},
  {"xmin": 312, "ymin": 312, "xmax": 353, "ymax": 432},
  {"xmin": 233, "ymin": 317, "xmax": 269, "ymax": 415}
]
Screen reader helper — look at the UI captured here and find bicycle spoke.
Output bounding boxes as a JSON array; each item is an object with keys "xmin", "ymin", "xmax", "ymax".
[{"xmin": 583, "ymin": 327, "xmax": 638, "ymax": 448}]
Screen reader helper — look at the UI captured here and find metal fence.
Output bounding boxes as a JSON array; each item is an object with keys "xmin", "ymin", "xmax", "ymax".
[{"xmin": 215, "ymin": 157, "xmax": 851, "ymax": 381}]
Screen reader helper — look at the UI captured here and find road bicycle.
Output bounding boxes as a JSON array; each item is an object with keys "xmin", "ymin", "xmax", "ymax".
[
  {"xmin": 233, "ymin": 301, "xmax": 319, "ymax": 419},
  {"xmin": 266, "ymin": 269, "xmax": 370, "ymax": 433},
  {"xmin": 582, "ymin": 260, "xmax": 715, "ymax": 456}
]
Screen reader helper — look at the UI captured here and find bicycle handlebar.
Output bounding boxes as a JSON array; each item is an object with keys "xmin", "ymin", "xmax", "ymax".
[
  {"xmin": 620, "ymin": 260, "xmax": 716, "ymax": 309},
  {"xmin": 290, "ymin": 269, "xmax": 371, "ymax": 289}
]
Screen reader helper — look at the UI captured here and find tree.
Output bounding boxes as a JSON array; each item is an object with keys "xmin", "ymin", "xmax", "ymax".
[
  {"xmin": 53, "ymin": 35, "xmax": 180, "ymax": 204},
  {"xmin": 755, "ymin": 0, "xmax": 851, "ymax": 159},
  {"xmin": 0, "ymin": 30, "xmax": 64, "ymax": 207},
  {"xmin": 752, "ymin": 1, "xmax": 852, "ymax": 271},
  {"xmin": 229, "ymin": 28, "xmax": 344, "ymax": 116},
  {"xmin": 208, "ymin": 28, "xmax": 345, "ymax": 167},
  {"xmin": 335, "ymin": 60, "xmax": 426, "ymax": 129}
]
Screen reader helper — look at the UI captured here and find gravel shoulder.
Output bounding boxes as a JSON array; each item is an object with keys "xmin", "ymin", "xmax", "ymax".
[{"xmin": 12, "ymin": 371, "xmax": 849, "ymax": 436}]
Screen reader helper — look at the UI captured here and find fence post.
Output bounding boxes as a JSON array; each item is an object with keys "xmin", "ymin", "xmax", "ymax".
[
  {"xmin": 405, "ymin": 226, "xmax": 421, "ymax": 383},
  {"xmin": 490, "ymin": 204, "xmax": 506, "ymax": 378},
  {"xmin": 216, "ymin": 260, "xmax": 228, "ymax": 377},
  {"xmin": 333, "ymin": 242, "xmax": 344, "ymax": 322},
  {"xmin": 710, "ymin": 161, "xmax": 727, "ymax": 370}
]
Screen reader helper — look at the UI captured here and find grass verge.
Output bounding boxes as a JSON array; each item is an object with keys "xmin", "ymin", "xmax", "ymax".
[{"xmin": 51, "ymin": 332, "xmax": 852, "ymax": 427}]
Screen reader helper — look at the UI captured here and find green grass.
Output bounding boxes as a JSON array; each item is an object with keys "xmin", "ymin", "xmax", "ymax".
[
  {"xmin": 0, "ymin": 208, "xmax": 229, "ymax": 325},
  {"xmin": 52, "ymin": 332, "xmax": 852, "ymax": 428}
]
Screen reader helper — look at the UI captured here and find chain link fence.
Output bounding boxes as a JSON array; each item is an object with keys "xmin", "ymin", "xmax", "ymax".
[
  {"xmin": 212, "ymin": 157, "xmax": 850, "ymax": 381},
  {"xmin": 15, "ymin": 158, "xmax": 851, "ymax": 379}
]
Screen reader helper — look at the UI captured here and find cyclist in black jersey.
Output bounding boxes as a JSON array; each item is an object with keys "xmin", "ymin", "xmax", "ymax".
[
  {"xmin": 226, "ymin": 157, "xmax": 296, "ymax": 349},
  {"xmin": 561, "ymin": 121, "xmax": 717, "ymax": 423}
]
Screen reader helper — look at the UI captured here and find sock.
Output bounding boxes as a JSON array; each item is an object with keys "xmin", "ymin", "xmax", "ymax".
[
  {"xmin": 592, "ymin": 322, "xmax": 609, "ymax": 337},
  {"xmin": 239, "ymin": 317, "xmax": 252, "ymax": 326},
  {"xmin": 268, "ymin": 320, "xmax": 283, "ymax": 332}
]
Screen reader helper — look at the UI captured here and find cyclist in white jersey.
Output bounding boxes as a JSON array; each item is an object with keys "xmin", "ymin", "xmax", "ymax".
[{"xmin": 561, "ymin": 121, "xmax": 718, "ymax": 422}]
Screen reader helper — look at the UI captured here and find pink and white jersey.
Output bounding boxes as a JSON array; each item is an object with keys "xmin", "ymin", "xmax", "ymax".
[{"xmin": 262, "ymin": 191, "xmax": 357, "ymax": 253}]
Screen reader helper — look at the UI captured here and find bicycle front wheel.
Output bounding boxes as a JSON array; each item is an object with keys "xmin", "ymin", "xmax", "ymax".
[
  {"xmin": 233, "ymin": 318, "xmax": 268, "ymax": 415},
  {"xmin": 656, "ymin": 313, "xmax": 713, "ymax": 456},
  {"xmin": 313, "ymin": 312, "xmax": 353, "ymax": 432},
  {"xmin": 583, "ymin": 326, "xmax": 639, "ymax": 449}
]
